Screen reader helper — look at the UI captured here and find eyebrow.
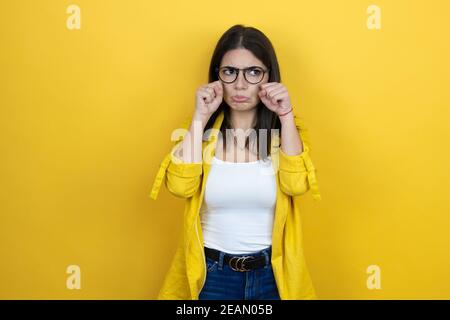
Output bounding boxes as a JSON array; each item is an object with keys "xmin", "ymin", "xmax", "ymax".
[{"xmin": 221, "ymin": 65, "xmax": 264, "ymax": 69}]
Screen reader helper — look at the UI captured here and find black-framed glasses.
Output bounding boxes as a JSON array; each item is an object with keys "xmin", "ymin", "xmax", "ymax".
[{"xmin": 215, "ymin": 66, "xmax": 270, "ymax": 84}]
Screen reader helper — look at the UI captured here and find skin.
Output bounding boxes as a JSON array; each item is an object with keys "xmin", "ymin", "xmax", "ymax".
[{"xmin": 177, "ymin": 48, "xmax": 303, "ymax": 163}]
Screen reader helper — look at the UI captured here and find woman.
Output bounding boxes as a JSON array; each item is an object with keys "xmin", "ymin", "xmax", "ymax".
[{"xmin": 150, "ymin": 24, "xmax": 322, "ymax": 300}]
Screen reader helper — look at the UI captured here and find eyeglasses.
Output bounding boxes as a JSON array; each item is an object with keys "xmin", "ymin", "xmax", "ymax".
[{"xmin": 215, "ymin": 66, "xmax": 270, "ymax": 84}]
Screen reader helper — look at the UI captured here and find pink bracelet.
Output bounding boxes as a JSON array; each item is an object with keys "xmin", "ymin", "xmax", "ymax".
[{"xmin": 278, "ymin": 108, "xmax": 293, "ymax": 117}]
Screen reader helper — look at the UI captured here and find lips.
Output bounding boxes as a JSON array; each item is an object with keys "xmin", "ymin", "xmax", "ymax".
[{"xmin": 232, "ymin": 95, "xmax": 249, "ymax": 102}]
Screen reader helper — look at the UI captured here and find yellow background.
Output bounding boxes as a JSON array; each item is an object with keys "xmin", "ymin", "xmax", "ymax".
[{"xmin": 1, "ymin": 0, "xmax": 449, "ymax": 299}]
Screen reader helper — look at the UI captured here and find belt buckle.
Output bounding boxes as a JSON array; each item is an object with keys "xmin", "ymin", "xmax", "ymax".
[{"xmin": 229, "ymin": 255, "xmax": 255, "ymax": 272}]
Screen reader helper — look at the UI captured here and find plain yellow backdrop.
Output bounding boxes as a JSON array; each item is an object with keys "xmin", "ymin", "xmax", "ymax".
[{"xmin": 1, "ymin": 0, "xmax": 449, "ymax": 299}]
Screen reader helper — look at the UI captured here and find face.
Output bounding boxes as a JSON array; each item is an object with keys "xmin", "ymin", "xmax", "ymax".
[{"xmin": 219, "ymin": 48, "xmax": 269, "ymax": 111}]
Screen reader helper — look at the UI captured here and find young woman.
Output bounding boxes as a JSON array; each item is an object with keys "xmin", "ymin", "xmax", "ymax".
[{"xmin": 150, "ymin": 24, "xmax": 322, "ymax": 300}]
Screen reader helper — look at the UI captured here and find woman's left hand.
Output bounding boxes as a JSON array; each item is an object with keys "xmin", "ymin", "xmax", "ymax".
[{"xmin": 258, "ymin": 82, "xmax": 293, "ymax": 116}]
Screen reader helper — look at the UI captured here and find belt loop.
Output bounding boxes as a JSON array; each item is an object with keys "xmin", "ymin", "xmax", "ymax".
[
  {"xmin": 262, "ymin": 247, "xmax": 270, "ymax": 269},
  {"xmin": 218, "ymin": 250, "xmax": 225, "ymax": 270}
]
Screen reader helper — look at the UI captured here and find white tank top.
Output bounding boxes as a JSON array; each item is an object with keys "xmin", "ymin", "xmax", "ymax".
[{"xmin": 200, "ymin": 155, "xmax": 277, "ymax": 254}]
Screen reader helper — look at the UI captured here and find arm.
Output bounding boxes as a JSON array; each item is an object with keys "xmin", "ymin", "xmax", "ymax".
[
  {"xmin": 165, "ymin": 112, "xmax": 210, "ymax": 198},
  {"xmin": 280, "ymin": 111, "xmax": 303, "ymax": 156},
  {"xmin": 172, "ymin": 112, "xmax": 209, "ymax": 163},
  {"xmin": 150, "ymin": 80, "xmax": 223, "ymax": 200}
]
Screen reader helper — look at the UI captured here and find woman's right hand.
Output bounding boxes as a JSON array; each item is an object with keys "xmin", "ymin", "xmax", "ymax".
[{"xmin": 195, "ymin": 80, "xmax": 223, "ymax": 119}]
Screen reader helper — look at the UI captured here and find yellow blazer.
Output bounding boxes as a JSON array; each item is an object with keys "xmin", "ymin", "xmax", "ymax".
[{"xmin": 150, "ymin": 109, "xmax": 322, "ymax": 299}]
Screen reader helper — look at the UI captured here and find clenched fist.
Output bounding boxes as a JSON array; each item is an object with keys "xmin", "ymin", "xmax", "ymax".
[
  {"xmin": 195, "ymin": 80, "xmax": 223, "ymax": 118},
  {"xmin": 258, "ymin": 82, "xmax": 293, "ymax": 116}
]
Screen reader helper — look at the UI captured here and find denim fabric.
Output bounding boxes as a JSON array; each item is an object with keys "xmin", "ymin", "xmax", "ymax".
[{"xmin": 198, "ymin": 246, "xmax": 281, "ymax": 300}]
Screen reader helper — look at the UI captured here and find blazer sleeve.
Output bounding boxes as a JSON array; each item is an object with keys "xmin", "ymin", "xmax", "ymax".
[
  {"xmin": 164, "ymin": 153, "xmax": 202, "ymax": 199},
  {"xmin": 149, "ymin": 117, "xmax": 203, "ymax": 200},
  {"xmin": 278, "ymin": 116, "xmax": 322, "ymax": 200}
]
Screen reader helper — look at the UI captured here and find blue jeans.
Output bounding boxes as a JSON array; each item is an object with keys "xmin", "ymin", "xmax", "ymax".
[{"xmin": 198, "ymin": 246, "xmax": 281, "ymax": 300}]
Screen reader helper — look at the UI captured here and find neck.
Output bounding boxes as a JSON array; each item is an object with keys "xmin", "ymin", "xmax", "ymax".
[{"xmin": 229, "ymin": 107, "xmax": 257, "ymax": 131}]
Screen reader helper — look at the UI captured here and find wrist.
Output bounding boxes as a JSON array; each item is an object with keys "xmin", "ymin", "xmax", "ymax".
[
  {"xmin": 278, "ymin": 107, "xmax": 293, "ymax": 117},
  {"xmin": 278, "ymin": 108, "xmax": 294, "ymax": 122},
  {"xmin": 192, "ymin": 112, "xmax": 211, "ymax": 130},
  {"xmin": 193, "ymin": 111, "xmax": 210, "ymax": 122}
]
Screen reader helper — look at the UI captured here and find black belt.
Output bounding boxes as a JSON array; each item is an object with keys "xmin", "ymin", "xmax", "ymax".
[{"xmin": 204, "ymin": 247, "xmax": 270, "ymax": 272}]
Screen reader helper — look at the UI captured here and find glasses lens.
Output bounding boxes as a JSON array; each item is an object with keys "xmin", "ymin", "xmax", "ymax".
[
  {"xmin": 245, "ymin": 67, "xmax": 264, "ymax": 84},
  {"xmin": 218, "ymin": 67, "xmax": 237, "ymax": 83}
]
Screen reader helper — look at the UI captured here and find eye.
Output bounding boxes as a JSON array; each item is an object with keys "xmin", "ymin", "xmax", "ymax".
[
  {"xmin": 223, "ymin": 67, "xmax": 236, "ymax": 75},
  {"xmin": 248, "ymin": 68, "xmax": 262, "ymax": 76}
]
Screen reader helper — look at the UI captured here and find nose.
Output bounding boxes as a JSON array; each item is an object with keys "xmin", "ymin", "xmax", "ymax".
[{"xmin": 233, "ymin": 70, "xmax": 248, "ymax": 90}]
